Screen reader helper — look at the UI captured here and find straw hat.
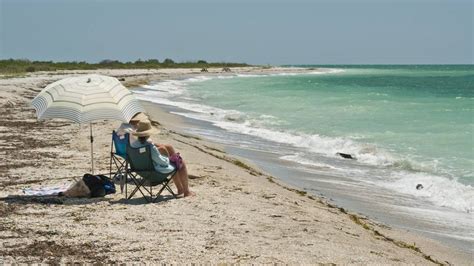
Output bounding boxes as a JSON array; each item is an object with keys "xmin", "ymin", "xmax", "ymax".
[
  {"xmin": 129, "ymin": 112, "xmax": 148, "ymax": 123},
  {"xmin": 132, "ymin": 120, "xmax": 158, "ymax": 137}
]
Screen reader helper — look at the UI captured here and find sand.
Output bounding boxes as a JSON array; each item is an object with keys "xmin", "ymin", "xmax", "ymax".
[{"xmin": 0, "ymin": 67, "xmax": 471, "ymax": 264}]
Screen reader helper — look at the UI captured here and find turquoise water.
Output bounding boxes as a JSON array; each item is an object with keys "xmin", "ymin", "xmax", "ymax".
[
  {"xmin": 189, "ymin": 66, "xmax": 473, "ymax": 182},
  {"xmin": 135, "ymin": 65, "xmax": 474, "ymax": 212}
]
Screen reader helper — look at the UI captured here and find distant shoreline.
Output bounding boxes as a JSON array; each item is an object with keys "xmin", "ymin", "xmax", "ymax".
[{"xmin": 0, "ymin": 59, "xmax": 251, "ymax": 75}]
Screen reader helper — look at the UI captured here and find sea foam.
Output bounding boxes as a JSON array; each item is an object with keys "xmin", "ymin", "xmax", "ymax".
[
  {"xmin": 378, "ymin": 171, "xmax": 473, "ymax": 213},
  {"xmin": 133, "ymin": 70, "xmax": 473, "ymax": 213}
]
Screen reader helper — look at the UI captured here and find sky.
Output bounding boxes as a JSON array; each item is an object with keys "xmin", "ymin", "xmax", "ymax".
[{"xmin": 0, "ymin": 0, "xmax": 472, "ymax": 65}]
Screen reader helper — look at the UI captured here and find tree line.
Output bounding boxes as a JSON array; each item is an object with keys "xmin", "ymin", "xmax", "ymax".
[{"xmin": 0, "ymin": 59, "xmax": 250, "ymax": 74}]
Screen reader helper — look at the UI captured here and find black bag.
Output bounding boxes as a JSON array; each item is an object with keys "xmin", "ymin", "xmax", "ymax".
[{"xmin": 82, "ymin": 174, "xmax": 116, "ymax": 198}]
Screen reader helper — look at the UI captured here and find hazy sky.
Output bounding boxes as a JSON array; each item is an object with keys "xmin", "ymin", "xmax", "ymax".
[{"xmin": 0, "ymin": 0, "xmax": 472, "ymax": 64}]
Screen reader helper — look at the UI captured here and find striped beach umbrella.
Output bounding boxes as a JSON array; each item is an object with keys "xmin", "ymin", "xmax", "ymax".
[{"xmin": 31, "ymin": 74, "xmax": 145, "ymax": 173}]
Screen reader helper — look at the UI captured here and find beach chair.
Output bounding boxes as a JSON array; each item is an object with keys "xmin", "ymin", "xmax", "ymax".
[
  {"xmin": 109, "ymin": 131, "xmax": 129, "ymax": 192},
  {"xmin": 125, "ymin": 144, "xmax": 178, "ymax": 203}
]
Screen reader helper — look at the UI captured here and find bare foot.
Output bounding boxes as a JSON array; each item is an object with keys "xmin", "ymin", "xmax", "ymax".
[{"xmin": 183, "ymin": 191, "xmax": 196, "ymax": 197}]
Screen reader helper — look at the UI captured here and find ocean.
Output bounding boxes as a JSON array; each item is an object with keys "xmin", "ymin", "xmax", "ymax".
[{"xmin": 133, "ymin": 65, "xmax": 473, "ymax": 251}]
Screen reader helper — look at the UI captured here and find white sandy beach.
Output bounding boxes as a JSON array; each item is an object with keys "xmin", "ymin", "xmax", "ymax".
[{"xmin": 0, "ymin": 67, "xmax": 471, "ymax": 264}]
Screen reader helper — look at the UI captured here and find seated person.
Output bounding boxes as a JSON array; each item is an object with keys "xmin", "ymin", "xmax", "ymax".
[
  {"xmin": 131, "ymin": 120, "xmax": 195, "ymax": 197},
  {"xmin": 118, "ymin": 112, "xmax": 177, "ymax": 160}
]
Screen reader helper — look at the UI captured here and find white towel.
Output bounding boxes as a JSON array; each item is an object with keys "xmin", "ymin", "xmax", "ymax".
[{"xmin": 23, "ymin": 183, "xmax": 71, "ymax": 196}]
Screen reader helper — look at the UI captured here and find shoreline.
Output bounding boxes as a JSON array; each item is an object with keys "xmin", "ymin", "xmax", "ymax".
[
  {"xmin": 152, "ymin": 101, "xmax": 473, "ymax": 252},
  {"xmin": 139, "ymin": 102, "xmax": 470, "ymax": 264},
  {"xmin": 0, "ymin": 68, "xmax": 471, "ymax": 264}
]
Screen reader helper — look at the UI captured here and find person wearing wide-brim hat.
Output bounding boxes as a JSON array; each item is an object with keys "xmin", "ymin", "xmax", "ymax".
[
  {"xmin": 129, "ymin": 112, "xmax": 148, "ymax": 123},
  {"xmin": 131, "ymin": 120, "xmax": 194, "ymax": 197},
  {"xmin": 132, "ymin": 119, "xmax": 158, "ymax": 137}
]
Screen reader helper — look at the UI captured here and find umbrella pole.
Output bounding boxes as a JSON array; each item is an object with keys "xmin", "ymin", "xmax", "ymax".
[{"xmin": 90, "ymin": 122, "xmax": 94, "ymax": 174}]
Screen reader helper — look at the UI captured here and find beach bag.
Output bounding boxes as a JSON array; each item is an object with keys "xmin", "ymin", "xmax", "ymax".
[
  {"xmin": 169, "ymin": 152, "xmax": 183, "ymax": 170},
  {"xmin": 82, "ymin": 174, "xmax": 116, "ymax": 198}
]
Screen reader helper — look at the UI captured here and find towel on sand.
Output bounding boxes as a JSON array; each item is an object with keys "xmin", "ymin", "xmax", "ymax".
[{"xmin": 23, "ymin": 184, "xmax": 70, "ymax": 196}]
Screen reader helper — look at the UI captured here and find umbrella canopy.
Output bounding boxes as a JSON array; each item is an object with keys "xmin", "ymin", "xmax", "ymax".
[
  {"xmin": 32, "ymin": 74, "xmax": 144, "ymax": 124},
  {"xmin": 31, "ymin": 74, "xmax": 145, "ymax": 174}
]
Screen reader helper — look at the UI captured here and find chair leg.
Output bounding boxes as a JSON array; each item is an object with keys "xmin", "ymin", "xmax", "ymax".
[
  {"xmin": 127, "ymin": 175, "xmax": 155, "ymax": 203},
  {"xmin": 166, "ymin": 185, "xmax": 177, "ymax": 199},
  {"xmin": 162, "ymin": 171, "xmax": 178, "ymax": 199},
  {"xmin": 128, "ymin": 181, "xmax": 150, "ymax": 202},
  {"xmin": 112, "ymin": 157, "xmax": 126, "ymax": 176},
  {"xmin": 127, "ymin": 174, "xmax": 144, "ymax": 199},
  {"xmin": 125, "ymin": 171, "xmax": 128, "ymax": 199},
  {"xmin": 127, "ymin": 170, "xmax": 179, "ymax": 203},
  {"xmin": 109, "ymin": 152, "xmax": 113, "ymax": 180},
  {"xmin": 121, "ymin": 161, "xmax": 128, "ymax": 194},
  {"xmin": 152, "ymin": 177, "xmax": 176, "ymax": 202},
  {"xmin": 110, "ymin": 156, "xmax": 128, "ymax": 193},
  {"xmin": 115, "ymin": 158, "xmax": 126, "ymax": 192},
  {"xmin": 109, "ymin": 138, "xmax": 114, "ymax": 179}
]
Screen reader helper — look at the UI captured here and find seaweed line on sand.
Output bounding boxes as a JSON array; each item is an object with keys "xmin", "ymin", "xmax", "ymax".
[{"xmin": 172, "ymin": 133, "xmax": 450, "ymax": 266}]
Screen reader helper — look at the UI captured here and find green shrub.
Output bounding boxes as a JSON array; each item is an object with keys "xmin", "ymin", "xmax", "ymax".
[
  {"xmin": 0, "ymin": 59, "xmax": 250, "ymax": 74},
  {"xmin": 163, "ymin": 58, "xmax": 175, "ymax": 64}
]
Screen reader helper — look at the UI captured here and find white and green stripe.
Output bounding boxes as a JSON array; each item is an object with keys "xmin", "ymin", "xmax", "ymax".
[{"xmin": 31, "ymin": 74, "xmax": 144, "ymax": 123}]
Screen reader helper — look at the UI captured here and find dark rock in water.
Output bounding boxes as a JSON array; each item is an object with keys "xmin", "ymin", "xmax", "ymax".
[
  {"xmin": 118, "ymin": 78, "xmax": 126, "ymax": 81},
  {"xmin": 416, "ymin": 184, "xmax": 424, "ymax": 190},
  {"xmin": 336, "ymin": 152, "xmax": 356, "ymax": 160}
]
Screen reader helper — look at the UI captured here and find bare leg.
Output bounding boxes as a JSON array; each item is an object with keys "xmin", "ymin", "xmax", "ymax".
[
  {"xmin": 156, "ymin": 144, "xmax": 194, "ymax": 197},
  {"xmin": 157, "ymin": 145, "xmax": 182, "ymax": 193},
  {"xmin": 155, "ymin": 144, "xmax": 176, "ymax": 156},
  {"xmin": 177, "ymin": 162, "xmax": 194, "ymax": 197},
  {"xmin": 173, "ymin": 170, "xmax": 185, "ymax": 195}
]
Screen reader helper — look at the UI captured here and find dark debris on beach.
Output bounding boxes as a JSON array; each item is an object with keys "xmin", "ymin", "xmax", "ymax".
[
  {"xmin": 0, "ymin": 239, "xmax": 112, "ymax": 264},
  {"xmin": 0, "ymin": 83, "xmax": 74, "ymax": 188}
]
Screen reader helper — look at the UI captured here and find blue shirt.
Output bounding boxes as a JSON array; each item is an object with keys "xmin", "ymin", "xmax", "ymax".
[{"xmin": 130, "ymin": 140, "xmax": 175, "ymax": 174}]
